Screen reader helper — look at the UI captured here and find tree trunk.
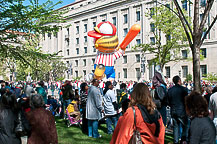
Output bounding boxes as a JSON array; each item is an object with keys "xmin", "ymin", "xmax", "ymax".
[{"xmin": 192, "ymin": 45, "xmax": 201, "ymax": 93}]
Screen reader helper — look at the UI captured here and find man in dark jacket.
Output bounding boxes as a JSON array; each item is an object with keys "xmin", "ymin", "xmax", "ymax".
[
  {"xmin": 62, "ymin": 80, "xmax": 74, "ymax": 118},
  {"xmin": 168, "ymin": 75, "xmax": 189, "ymax": 144}
]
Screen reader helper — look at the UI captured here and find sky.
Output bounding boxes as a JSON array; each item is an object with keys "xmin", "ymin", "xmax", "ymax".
[{"xmin": 23, "ymin": 0, "xmax": 75, "ymax": 9}]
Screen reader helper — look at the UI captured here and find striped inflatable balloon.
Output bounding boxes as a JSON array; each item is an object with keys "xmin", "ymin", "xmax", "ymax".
[{"xmin": 95, "ymin": 35, "xmax": 119, "ymax": 53}]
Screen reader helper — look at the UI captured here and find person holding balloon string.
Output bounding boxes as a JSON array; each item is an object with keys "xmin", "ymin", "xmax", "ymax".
[{"xmin": 88, "ymin": 21, "xmax": 141, "ymax": 80}]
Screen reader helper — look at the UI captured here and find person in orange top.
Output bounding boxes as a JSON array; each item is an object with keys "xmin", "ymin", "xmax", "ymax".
[{"xmin": 110, "ymin": 83, "xmax": 165, "ymax": 144}]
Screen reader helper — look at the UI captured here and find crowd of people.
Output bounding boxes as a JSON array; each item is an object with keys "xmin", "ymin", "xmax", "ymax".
[{"xmin": 0, "ymin": 70, "xmax": 217, "ymax": 143}]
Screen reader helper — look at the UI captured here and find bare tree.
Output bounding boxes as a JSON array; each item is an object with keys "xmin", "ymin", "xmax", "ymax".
[{"xmin": 173, "ymin": 0, "xmax": 217, "ymax": 92}]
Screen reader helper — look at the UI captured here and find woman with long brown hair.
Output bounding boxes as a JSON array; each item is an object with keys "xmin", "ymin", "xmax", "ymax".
[{"xmin": 110, "ymin": 83, "xmax": 165, "ymax": 144}]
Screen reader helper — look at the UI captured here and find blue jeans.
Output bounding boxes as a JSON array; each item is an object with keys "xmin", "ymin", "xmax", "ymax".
[
  {"xmin": 63, "ymin": 99, "xmax": 71, "ymax": 117},
  {"xmin": 88, "ymin": 120, "xmax": 99, "ymax": 138},
  {"xmin": 52, "ymin": 90, "xmax": 54, "ymax": 96},
  {"xmin": 106, "ymin": 115, "xmax": 118, "ymax": 134},
  {"xmin": 158, "ymin": 105, "xmax": 167, "ymax": 126},
  {"xmin": 172, "ymin": 116, "xmax": 188, "ymax": 143}
]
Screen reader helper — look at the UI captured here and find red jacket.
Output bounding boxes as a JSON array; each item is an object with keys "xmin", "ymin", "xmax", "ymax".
[{"xmin": 110, "ymin": 106, "xmax": 165, "ymax": 144}]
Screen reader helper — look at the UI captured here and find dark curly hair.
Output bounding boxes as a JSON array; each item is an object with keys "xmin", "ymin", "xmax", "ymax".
[{"xmin": 185, "ymin": 91, "xmax": 208, "ymax": 117}]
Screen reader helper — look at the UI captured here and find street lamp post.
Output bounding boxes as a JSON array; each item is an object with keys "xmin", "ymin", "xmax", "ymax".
[{"xmin": 140, "ymin": 53, "xmax": 146, "ymax": 81}]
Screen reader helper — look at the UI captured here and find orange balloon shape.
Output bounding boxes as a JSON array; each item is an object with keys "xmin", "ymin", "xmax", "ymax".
[{"xmin": 120, "ymin": 24, "xmax": 141, "ymax": 50}]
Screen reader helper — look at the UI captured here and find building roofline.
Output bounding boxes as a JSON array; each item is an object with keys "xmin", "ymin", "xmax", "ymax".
[{"xmin": 57, "ymin": 0, "xmax": 87, "ymax": 10}]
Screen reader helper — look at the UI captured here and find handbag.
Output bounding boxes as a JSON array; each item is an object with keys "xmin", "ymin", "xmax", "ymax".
[
  {"xmin": 129, "ymin": 107, "xmax": 143, "ymax": 144},
  {"xmin": 15, "ymin": 111, "xmax": 29, "ymax": 137}
]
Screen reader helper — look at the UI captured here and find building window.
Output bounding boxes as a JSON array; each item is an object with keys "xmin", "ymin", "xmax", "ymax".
[
  {"xmin": 136, "ymin": 54, "xmax": 140, "ymax": 62},
  {"xmin": 92, "ymin": 58, "xmax": 95, "ymax": 65},
  {"xmin": 70, "ymin": 68, "xmax": 73, "ymax": 75},
  {"xmin": 123, "ymin": 68, "xmax": 127, "ymax": 78},
  {"xmin": 136, "ymin": 68, "xmax": 141, "ymax": 80},
  {"xmin": 124, "ymin": 14, "xmax": 128, "ymax": 24},
  {"xmin": 67, "ymin": 49, "xmax": 69, "ymax": 56},
  {"xmin": 76, "ymin": 48, "xmax": 79, "ymax": 54},
  {"xmin": 200, "ymin": 14, "xmax": 204, "ymax": 22},
  {"xmin": 150, "ymin": 8, "xmax": 154, "ymax": 17},
  {"xmin": 136, "ymin": 39, "xmax": 141, "ymax": 45},
  {"xmin": 201, "ymin": 0, "xmax": 206, "ymax": 7},
  {"xmin": 83, "ymin": 59, "xmax": 86, "ymax": 66},
  {"xmin": 76, "ymin": 38, "xmax": 79, "ymax": 44},
  {"xmin": 124, "ymin": 28, "xmax": 128, "ymax": 37},
  {"xmin": 118, "ymin": 72, "xmax": 120, "ymax": 79},
  {"xmin": 150, "ymin": 23, "xmax": 155, "ymax": 32},
  {"xmin": 75, "ymin": 60, "xmax": 78, "ymax": 67},
  {"xmin": 84, "ymin": 24, "xmax": 87, "ymax": 32},
  {"xmin": 84, "ymin": 36, "xmax": 87, "ymax": 43},
  {"xmin": 93, "ymin": 46, "xmax": 96, "ymax": 52},
  {"xmin": 66, "ymin": 39, "xmax": 69, "ymax": 46},
  {"xmin": 182, "ymin": 50, "xmax": 188, "ymax": 59},
  {"xmin": 165, "ymin": 66, "xmax": 170, "ymax": 78},
  {"xmin": 166, "ymin": 35, "xmax": 171, "ymax": 41},
  {"xmin": 182, "ymin": 0, "xmax": 187, "ymax": 10},
  {"xmin": 76, "ymin": 26, "xmax": 79, "ymax": 34},
  {"xmin": 182, "ymin": 66, "xmax": 188, "ymax": 78},
  {"xmin": 200, "ymin": 65, "xmax": 207, "ymax": 77},
  {"xmin": 136, "ymin": 11, "xmax": 140, "ymax": 21},
  {"xmin": 123, "ymin": 56, "xmax": 127, "ymax": 63},
  {"xmin": 150, "ymin": 37, "xmax": 155, "ymax": 45},
  {"xmin": 67, "ymin": 28, "xmax": 69, "ymax": 35},
  {"xmin": 112, "ymin": 17, "xmax": 117, "ymax": 26},
  {"xmin": 93, "ymin": 22, "xmax": 96, "ymax": 27},
  {"xmin": 84, "ymin": 47, "xmax": 87, "ymax": 53},
  {"xmin": 48, "ymin": 33, "xmax": 51, "ymax": 39},
  {"xmin": 83, "ymin": 70, "xmax": 86, "ymax": 77},
  {"xmin": 75, "ymin": 71, "xmax": 78, "ymax": 77},
  {"xmin": 201, "ymin": 48, "xmax": 207, "ymax": 58},
  {"xmin": 166, "ymin": 4, "xmax": 170, "ymax": 8}
]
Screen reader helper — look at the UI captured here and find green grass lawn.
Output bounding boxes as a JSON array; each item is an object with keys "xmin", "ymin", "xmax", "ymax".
[{"xmin": 56, "ymin": 118, "xmax": 173, "ymax": 144}]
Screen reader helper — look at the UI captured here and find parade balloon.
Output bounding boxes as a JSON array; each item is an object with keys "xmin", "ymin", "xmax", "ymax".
[
  {"xmin": 88, "ymin": 21, "xmax": 141, "ymax": 79},
  {"xmin": 119, "ymin": 24, "xmax": 141, "ymax": 50},
  {"xmin": 94, "ymin": 64, "xmax": 105, "ymax": 80}
]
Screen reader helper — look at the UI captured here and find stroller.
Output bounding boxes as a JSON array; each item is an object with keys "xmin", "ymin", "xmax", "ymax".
[{"xmin": 65, "ymin": 100, "xmax": 82, "ymax": 128}]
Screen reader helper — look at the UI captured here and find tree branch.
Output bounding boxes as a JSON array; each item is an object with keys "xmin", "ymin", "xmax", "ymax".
[
  {"xmin": 173, "ymin": 0, "xmax": 193, "ymax": 48},
  {"xmin": 199, "ymin": 0, "xmax": 214, "ymax": 34},
  {"xmin": 173, "ymin": 0, "xmax": 193, "ymax": 36},
  {"xmin": 200, "ymin": 15, "xmax": 217, "ymax": 46}
]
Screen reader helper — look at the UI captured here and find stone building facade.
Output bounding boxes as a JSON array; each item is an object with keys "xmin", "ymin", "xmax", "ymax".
[{"xmin": 40, "ymin": 0, "xmax": 217, "ymax": 82}]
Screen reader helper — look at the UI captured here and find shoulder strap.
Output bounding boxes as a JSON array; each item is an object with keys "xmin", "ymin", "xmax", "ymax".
[{"xmin": 132, "ymin": 106, "xmax": 137, "ymax": 129}]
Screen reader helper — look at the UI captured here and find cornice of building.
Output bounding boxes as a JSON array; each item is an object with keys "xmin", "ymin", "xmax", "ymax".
[
  {"xmin": 202, "ymin": 40, "xmax": 217, "ymax": 46},
  {"xmin": 57, "ymin": 0, "xmax": 87, "ymax": 10},
  {"xmin": 65, "ymin": 0, "xmax": 143, "ymax": 20}
]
